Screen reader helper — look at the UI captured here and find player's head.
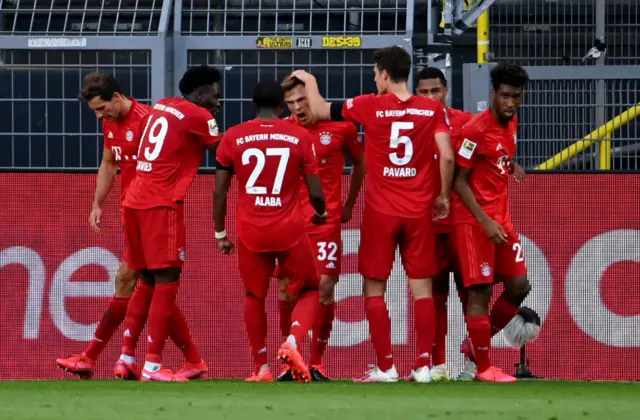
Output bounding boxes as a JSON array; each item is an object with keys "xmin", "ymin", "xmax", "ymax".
[
  {"xmin": 490, "ymin": 63, "xmax": 529, "ymax": 121},
  {"xmin": 179, "ymin": 65, "xmax": 222, "ymax": 114},
  {"xmin": 282, "ymin": 76, "xmax": 312, "ymax": 125},
  {"xmin": 372, "ymin": 46, "xmax": 412, "ymax": 94},
  {"xmin": 416, "ymin": 67, "xmax": 448, "ymax": 105},
  {"xmin": 252, "ymin": 80, "xmax": 285, "ymax": 117},
  {"xmin": 78, "ymin": 73, "xmax": 127, "ymax": 122}
]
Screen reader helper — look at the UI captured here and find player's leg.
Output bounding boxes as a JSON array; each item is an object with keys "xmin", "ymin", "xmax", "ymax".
[
  {"xmin": 56, "ymin": 261, "xmax": 136, "ymax": 378},
  {"xmin": 278, "ymin": 235, "xmax": 322, "ymax": 383},
  {"xmin": 275, "ymin": 270, "xmax": 296, "ymax": 382},
  {"xmin": 308, "ymin": 229, "xmax": 341, "ymax": 381},
  {"xmin": 238, "ymin": 239, "xmax": 275, "ymax": 382},
  {"xmin": 171, "ymin": 303, "xmax": 208, "ymax": 381},
  {"xmin": 431, "ymin": 233, "xmax": 452, "ymax": 381},
  {"xmin": 455, "ymin": 224, "xmax": 516, "ymax": 383},
  {"xmin": 491, "ymin": 232, "xmax": 531, "ymax": 337},
  {"xmin": 355, "ymin": 206, "xmax": 399, "ymax": 382},
  {"xmin": 401, "ymin": 215, "xmax": 440, "ymax": 383}
]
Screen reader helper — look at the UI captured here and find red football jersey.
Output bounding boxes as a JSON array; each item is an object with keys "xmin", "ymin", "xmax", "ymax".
[
  {"xmin": 216, "ymin": 118, "xmax": 319, "ymax": 252},
  {"xmin": 287, "ymin": 116, "xmax": 363, "ymax": 229},
  {"xmin": 452, "ymin": 109, "xmax": 518, "ymax": 232},
  {"xmin": 435, "ymin": 107, "xmax": 473, "ymax": 229},
  {"xmin": 124, "ymin": 97, "xmax": 221, "ymax": 210},
  {"xmin": 341, "ymin": 94, "xmax": 450, "ymax": 218},
  {"xmin": 102, "ymin": 98, "xmax": 151, "ymax": 205}
]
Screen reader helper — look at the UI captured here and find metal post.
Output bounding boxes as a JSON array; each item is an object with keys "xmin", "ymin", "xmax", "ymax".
[
  {"xmin": 477, "ymin": 9, "xmax": 489, "ymax": 63},
  {"xmin": 595, "ymin": 0, "xmax": 610, "ymax": 170}
]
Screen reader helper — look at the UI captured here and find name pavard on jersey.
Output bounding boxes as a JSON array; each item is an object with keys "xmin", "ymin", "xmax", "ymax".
[{"xmin": 376, "ymin": 107, "xmax": 436, "ymax": 178}]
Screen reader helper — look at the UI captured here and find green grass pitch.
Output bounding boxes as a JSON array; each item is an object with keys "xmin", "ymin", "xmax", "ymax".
[{"xmin": 1, "ymin": 380, "xmax": 638, "ymax": 420}]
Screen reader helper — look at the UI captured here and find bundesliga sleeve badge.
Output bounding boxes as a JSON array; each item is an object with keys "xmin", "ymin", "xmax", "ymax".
[
  {"xmin": 459, "ymin": 138, "xmax": 477, "ymax": 159},
  {"xmin": 208, "ymin": 118, "xmax": 219, "ymax": 136}
]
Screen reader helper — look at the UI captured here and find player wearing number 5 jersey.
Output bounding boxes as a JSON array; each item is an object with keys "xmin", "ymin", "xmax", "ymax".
[
  {"xmin": 214, "ymin": 80, "xmax": 327, "ymax": 383},
  {"xmin": 118, "ymin": 65, "xmax": 222, "ymax": 382},
  {"xmin": 452, "ymin": 63, "xmax": 532, "ymax": 383},
  {"xmin": 291, "ymin": 46, "xmax": 455, "ymax": 383}
]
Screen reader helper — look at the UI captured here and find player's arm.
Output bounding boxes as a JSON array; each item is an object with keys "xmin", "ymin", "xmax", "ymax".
[
  {"xmin": 89, "ymin": 147, "xmax": 118, "ymax": 234},
  {"xmin": 289, "ymin": 70, "xmax": 332, "ymax": 120},
  {"xmin": 434, "ymin": 104, "xmax": 455, "ymax": 197},
  {"xmin": 342, "ymin": 125, "xmax": 365, "ymax": 223},
  {"xmin": 300, "ymin": 133, "xmax": 327, "ymax": 224},
  {"xmin": 213, "ymin": 137, "xmax": 235, "ymax": 254}
]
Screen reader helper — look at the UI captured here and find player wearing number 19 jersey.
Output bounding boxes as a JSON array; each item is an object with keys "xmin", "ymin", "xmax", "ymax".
[
  {"xmin": 118, "ymin": 65, "xmax": 222, "ymax": 382},
  {"xmin": 214, "ymin": 80, "xmax": 327, "ymax": 383},
  {"xmin": 452, "ymin": 63, "xmax": 532, "ymax": 383},
  {"xmin": 291, "ymin": 46, "xmax": 455, "ymax": 383}
]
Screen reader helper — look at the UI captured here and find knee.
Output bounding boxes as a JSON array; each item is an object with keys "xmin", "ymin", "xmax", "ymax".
[
  {"xmin": 363, "ymin": 277, "xmax": 386, "ymax": 298},
  {"xmin": 114, "ymin": 266, "xmax": 137, "ymax": 298},
  {"xmin": 506, "ymin": 275, "xmax": 531, "ymax": 303},
  {"xmin": 319, "ymin": 277, "xmax": 336, "ymax": 305},
  {"xmin": 278, "ymin": 277, "xmax": 293, "ymax": 302}
]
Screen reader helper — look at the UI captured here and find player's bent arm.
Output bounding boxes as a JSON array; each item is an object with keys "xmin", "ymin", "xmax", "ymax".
[
  {"xmin": 435, "ymin": 132, "xmax": 455, "ymax": 197},
  {"xmin": 93, "ymin": 148, "xmax": 118, "ymax": 209},
  {"xmin": 344, "ymin": 152, "xmax": 365, "ymax": 209},
  {"xmin": 453, "ymin": 166, "xmax": 491, "ymax": 225},
  {"xmin": 213, "ymin": 168, "xmax": 233, "ymax": 235},
  {"xmin": 304, "ymin": 173, "xmax": 327, "ymax": 216}
]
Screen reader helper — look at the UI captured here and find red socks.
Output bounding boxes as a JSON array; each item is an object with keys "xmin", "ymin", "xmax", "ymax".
[
  {"xmin": 490, "ymin": 294, "xmax": 520, "ymax": 337},
  {"xmin": 309, "ymin": 302, "xmax": 335, "ymax": 366},
  {"xmin": 146, "ymin": 282, "xmax": 180, "ymax": 363},
  {"xmin": 365, "ymin": 296, "xmax": 393, "ymax": 372},
  {"xmin": 121, "ymin": 281, "xmax": 154, "ymax": 357},
  {"xmin": 431, "ymin": 291, "xmax": 448, "ymax": 366},
  {"xmin": 84, "ymin": 296, "xmax": 130, "ymax": 361},
  {"xmin": 466, "ymin": 315, "xmax": 492, "ymax": 372},
  {"xmin": 279, "ymin": 299, "xmax": 296, "ymax": 340},
  {"xmin": 169, "ymin": 302, "xmax": 202, "ymax": 364},
  {"xmin": 289, "ymin": 290, "xmax": 320, "ymax": 346},
  {"xmin": 413, "ymin": 297, "xmax": 435, "ymax": 369},
  {"xmin": 244, "ymin": 294, "xmax": 268, "ymax": 370}
]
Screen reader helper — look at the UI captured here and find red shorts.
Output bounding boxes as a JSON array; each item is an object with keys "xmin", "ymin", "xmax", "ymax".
[
  {"xmin": 454, "ymin": 223, "xmax": 528, "ymax": 288},
  {"xmin": 123, "ymin": 205, "xmax": 186, "ymax": 271},
  {"xmin": 435, "ymin": 232, "xmax": 458, "ymax": 273},
  {"xmin": 358, "ymin": 205, "xmax": 438, "ymax": 281},
  {"xmin": 273, "ymin": 225, "xmax": 342, "ymax": 279},
  {"xmin": 240, "ymin": 235, "xmax": 320, "ymax": 299}
]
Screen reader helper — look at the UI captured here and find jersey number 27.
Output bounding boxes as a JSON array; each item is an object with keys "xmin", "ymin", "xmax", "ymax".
[{"xmin": 242, "ymin": 147, "xmax": 290, "ymax": 194}]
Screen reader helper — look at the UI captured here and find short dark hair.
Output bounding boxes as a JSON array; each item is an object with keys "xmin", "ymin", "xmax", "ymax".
[
  {"xmin": 78, "ymin": 72, "xmax": 122, "ymax": 102},
  {"xmin": 490, "ymin": 63, "xmax": 529, "ymax": 90},
  {"xmin": 372, "ymin": 46, "xmax": 412, "ymax": 83},
  {"xmin": 417, "ymin": 67, "xmax": 447, "ymax": 86},
  {"xmin": 253, "ymin": 80, "xmax": 284, "ymax": 110},
  {"xmin": 179, "ymin": 65, "xmax": 221, "ymax": 96},
  {"xmin": 281, "ymin": 76, "xmax": 304, "ymax": 93}
]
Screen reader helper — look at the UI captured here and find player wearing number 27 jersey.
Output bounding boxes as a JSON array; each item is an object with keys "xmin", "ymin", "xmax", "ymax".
[
  {"xmin": 290, "ymin": 46, "xmax": 455, "ymax": 383},
  {"xmin": 214, "ymin": 80, "xmax": 327, "ymax": 383}
]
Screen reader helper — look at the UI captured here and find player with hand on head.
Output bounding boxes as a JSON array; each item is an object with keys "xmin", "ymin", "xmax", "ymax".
[
  {"xmin": 291, "ymin": 45, "xmax": 455, "ymax": 383},
  {"xmin": 275, "ymin": 76, "xmax": 365, "ymax": 382},
  {"xmin": 415, "ymin": 67, "xmax": 473, "ymax": 382},
  {"xmin": 57, "ymin": 74, "xmax": 203, "ymax": 381},
  {"xmin": 452, "ymin": 63, "xmax": 532, "ymax": 383},
  {"xmin": 116, "ymin": 65, "xmax": 222, "ymax": 382},
  {"xmin": 214, "ymin": 80, "xmax": 327, "ymax": 383}
]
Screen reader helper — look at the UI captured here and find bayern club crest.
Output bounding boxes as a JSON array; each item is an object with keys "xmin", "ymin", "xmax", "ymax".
[
  {"xmin": 126, "ymin": 130, "xmax": 134, "ymax": 142},
  {"xmin": 319, "ymin": 132, "xmax": 332, "ymax": 145},
  {"xmin": 481, "ymin": 262, "xmax": 492, "ymax": 277}
]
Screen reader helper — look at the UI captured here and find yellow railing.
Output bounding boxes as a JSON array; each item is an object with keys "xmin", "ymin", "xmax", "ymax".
[{"xmin": 535, "ymin": 103, "xmax": 640, "ymax": 170}]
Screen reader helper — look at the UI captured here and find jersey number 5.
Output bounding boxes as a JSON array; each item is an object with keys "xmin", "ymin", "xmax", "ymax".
[
  {"xmin": 242, "ymin": 147, "xmax": 290, "ymax": 194},
  {"xmin": 389, "ymin": 121, "xmax": 414, "ymax": 166},
  {"xmin": 139, "ymin": 115, "xmax": 169, "ymax": 161}
]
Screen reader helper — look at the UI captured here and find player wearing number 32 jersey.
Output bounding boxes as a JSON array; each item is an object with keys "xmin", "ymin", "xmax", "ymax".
[
  {"xmin": 214, "ymin": 80, "xmax": 327, "ymax": 383},
  {"xmin": 291, "ymin": 46, "xmax": 455, "ymax": 383},
  {"xmin": 119, "ymin": 65, "xmax": 222, "ymax": 382}
]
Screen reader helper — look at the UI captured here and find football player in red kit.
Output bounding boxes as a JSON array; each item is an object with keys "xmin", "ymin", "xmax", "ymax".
[
  {"xmin": 452, "ymin": 63, "xmax": 532, "ymax": 383},
  {"xmin": 214, "ymin": 80, "xmax": 327, "ymax": 383},
  {"xmin": 117, "ymin": 65, "xmax": 222, "ymax": 382},
  {"xmin": 275, "ymin": 76, "xmax": 365, "ymax": 382},
  {"xmin": 56, "ymin": 73, "xmax": 203, "ymax": 380},
  {"xmin": 415, "ymin": 67, "xmax": 473, "ymax": 381},
  {"xmin": 291, "ymin": 46, "xmax": 455, "ymax": 383}
]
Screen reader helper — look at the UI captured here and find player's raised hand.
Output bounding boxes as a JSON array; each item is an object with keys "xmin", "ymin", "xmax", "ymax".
[
  {"xmin": 89, "ymin": 206, "xmax": 103, "ymax": 235},
  {"xmin": 341, "ymin": 205, "xmax": 353, "ymax": 223},
  {"xmin": 482, "ymin": 218, "xmax": 508, "ymax": 244},
  {"xmin": 312, "ymin": 211, "xmax": 327, "ymax": 226},
  {"xmin": 433, "ymin": 194, "xmax": 450, "ymax": 221},
  {"xmin": 216, "ymin": 237, "xmax": 235, "ymax": 255},
  {"xmin": 512, "ymin": 162, "xmax": 526, "ymax": 183},
  {"xmin": 290, "ymin": 70, "xmax": 317, "ymax": 86}
]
